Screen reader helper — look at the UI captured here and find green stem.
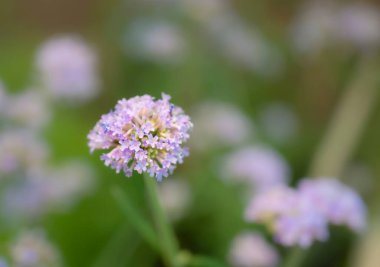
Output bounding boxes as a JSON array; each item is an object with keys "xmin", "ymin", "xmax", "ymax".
[
  {"xmin": 308, "ymin": 56, "xmax": 380, "ymax": 178},
  {"xmin": 187, "ymin": 255, "xmax": 227, "ymax": 267},
  {"xmin": 92, "ymin": 226, "xmax": 141, "ymax": 267},
  {"xmin": 144, "ymin": 173, "xmax": 180, "ymax": 267},
  {"xmin": 111, "ymin": 186, "xmax": 159, "ymax": 251},
  {"xmin": 281, "ymin": 248, "xmax": 306, "ymax": 267}
]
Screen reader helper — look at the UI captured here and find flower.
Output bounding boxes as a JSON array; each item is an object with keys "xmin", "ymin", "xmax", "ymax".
[
  {"xmin": 221, "ymin": 146, "xmax": 290, "ymax": 192},
  {"xmin": 88, "ymin": 93, "xmax": 192, "ymax": 181},
  {"xmin": 181, "ymin": 0, "xmax": 228, "ymax": 23},
  {"xmin": 158, "ymin": 179, "xmax": 191, "ymax": 221},
  {"xmin": 0, "ymin": 80, "xmax": 6, "ymax": 114},
  {"xmin": 0, "ymin": 130, "xmax": 49, "ymax": 176},
  {"xmin": 0, "ymin": 258, "xmax": 8, "ymax": 267},
  {"xmin": 206, "ymin": 14, "xmax": 283, "ymax": 76},
  {"xmin": 298, "ymin": 178, "xmax": 367, "ymax": 233},
  {"xmin": 228, "ymin": 232, "xmax": 279, "ymax": 267},
  {"xmin": 10, "ymin": 229, "xmax": 61, "ymax": 267},
  {"xmin": 124, "ymin": 19, "xmax": 186, "ymax": 64},
  {"xmin": 291, "ymin": 2, "xmax": 380, "ymax": 54},
  {"xmin": 5, "ymin": 89, "xmax": 50, "ymax": 131},
  {"xmin": 2, "ymin": 160, "xmax": 94, "ymax": 219},
  {"xmin": 291, "ymin": 2, "xmax": 337, "ymax": 55},
  {"xmin": 245, "ymin": 186, "xmax": 328, "ymax": 248},
  {"xmin": 35, "ymin": 35, "xmax": 99, "ymax": 102},
  {"xmin": 337, "ymin": 4, "xmax": 380, "ymax": 50},
  {"xmin": 191, "ymin": 101, "xmax": 253, "ymax": 150}
]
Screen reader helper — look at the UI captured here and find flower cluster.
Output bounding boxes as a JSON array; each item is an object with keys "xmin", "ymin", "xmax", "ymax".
[
  {"xmin": 158, "ymin": 179, "xmax": 191, "ymax": 221},
  {"xmin": 0, "ymin": 130, "xmax": 48, "ymax": 176},
  {"xmin": 291, "ymin": 2, "xmax": 380, "ymax": 54},
  {"xmin": 299, "ymin": 178, "xmax": 367, "ymax": 232},
  {"xmin": 124, "ymin": 19, "xmax": 186, "ymax": 64},
  {"xmin": 36, "ymin": 35, "xmax": 99, "ymax": 102},
  {"xmin": 10, "ymin": 229, "xmax": 61, "ymax": 267},
  {"xmin": 245, "ymin": 186, "xmax": 329, "ymax": 248},
  {"xmin": 88, "ymin": 93, "xmax": 193, "ymax": 181},
  {"xmin": 245, "ymin": 178, "xmax": 366, "ymax": 248},
  {"xmin": 229, "ymin": 232, "xmax": 279, "ymax": 267},
  {"xmin": 0, "ymin": 34, "xmax": 98, "ymax": 221},
  {"xmin": 221, "ymin": 146, "xmax": 290, "ymax": 193},
  {"xmin": 191, "ymin": 101, "xmax": 254, "ymax": 150},
  {"xmin": 2, "ymin": 161, "xmax": 94, "ymax": 219}
]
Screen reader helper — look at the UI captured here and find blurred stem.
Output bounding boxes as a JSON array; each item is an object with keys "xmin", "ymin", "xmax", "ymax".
[
  {"xmin": 111, "ymin": 186, "xmax": 159, "ymax": 251},
  {"xmin": 92, "ymin": 225, "xmax": 140, "ymax": 267},
  {"xmin": 308, "ymin": 56, "xmax": 380, "ymax": 177},
  {"xmin": 281, "ymin": 248, "xmax": 306, "ymax": 267},
  {"xmin": 144, "ymin": 173, "xmax": 181, "ymax": 267},
  {"xmin": 351, "ymin": 209, "xmax": 380, "ymax": 267},
  {"xmin": 186, "ymin": 255, "xmax": 228, "ymax": 267}
]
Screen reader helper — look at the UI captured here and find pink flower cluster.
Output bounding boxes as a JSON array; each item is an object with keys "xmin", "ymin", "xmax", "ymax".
[
  {"xmin": 245, "ymin": 178, "xmax": 366, "ymax": 248},
  {"xmin": 88, "ymin": 93, "xmax": 192, "ymax": 181}
]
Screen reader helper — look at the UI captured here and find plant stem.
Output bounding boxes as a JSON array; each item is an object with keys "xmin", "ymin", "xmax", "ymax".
[
  {"xmin": 111, "ymin": 186, "xmax": 159, "ymax": 251},
  {"xmin": 144, "ymin": 173, "xmax": 180, "ymax": 267},
  {"xmin": 281, "ymin": 248, "xmax": 306, "ymax": 267},
  {"xmin": 308, "ymin": 56, "xmax": 380, "ymax": 178},
  {"xmin": 187, "ymin": 255, "xmax": 228, "ymax": 267}
]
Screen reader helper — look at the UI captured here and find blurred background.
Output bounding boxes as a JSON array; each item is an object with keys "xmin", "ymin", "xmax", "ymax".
[{"xmin": 1, "ymin": 0, "xmax": 380, "ymax": 267}]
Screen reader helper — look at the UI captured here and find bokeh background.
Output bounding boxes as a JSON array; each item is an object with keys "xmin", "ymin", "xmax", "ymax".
[{"xmin": 1, "ymin": 0, "xmax": 380, "ymax": 267}]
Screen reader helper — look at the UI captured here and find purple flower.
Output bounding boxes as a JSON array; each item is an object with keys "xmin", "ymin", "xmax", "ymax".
[
  {"xmin": 11, "ymin": 229, "xmax": 61, "ymax": 267},
  {"xmin": 129, "ymin": 139, "xmax": 141, "ymax": 152},
  {"xmin": 245, "ymin": 186, "xmax": 328, "ymax": 248},
  {"xmin": 298, "ymin": 178, "xmax": 367, "ymax": 233},
  {"xmin": 229, "ymin": 232, "xmax": 279, "ymax": 267},
  {"xmin": 88, "ymin": 93, "xmax": 193, "ymax": 180},
  {"xmin": 35, "ymin": 35, "xmax": 99, "ymax": 102},
  {"xmin": 221, "ymin": 146, "xmax": 290, "ymax": 193},
  {"xmin": 145, "ymin": 134, "xmax": 159, "ymax": 148}
]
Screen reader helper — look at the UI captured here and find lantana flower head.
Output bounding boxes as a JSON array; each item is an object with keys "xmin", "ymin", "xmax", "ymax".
[
  {"xmin": 228, "ymin": 232, "xmax": 279, "ymax": 267},
  {"xmin": 11, "ymin": 229, "xmax": 61, "ymax": 267},
  {"xmin": 35, "ymin": 35, "xmax": 99, "ymax": 102},
  {"xmin": 245, "ymin": 186, "xmax": 328, "ymax": 248},
  {"xmin": 298, "ymin": 178, "xmax": 367, "ymax": 232},
  {"xmin": 88, "ymin": 93, "xmax": 192, "ymax": 181}
]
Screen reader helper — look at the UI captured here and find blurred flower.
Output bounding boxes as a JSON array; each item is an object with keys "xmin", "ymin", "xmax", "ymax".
[
  {"xmin": 258, "ymin": 103, "xmax": 299, "ymax": 143},
  {"xmin": 35, "ymin": 35, "xmax": 99, "ymax": 102},
  {"xmin": 291, "ymin": 1, "xmax": 337, "ymax": 55},
  {"xmin": 228, "ymin": 232, "xmax": 279, "ymax": 267},
  {"xmin": 206, "ymin": 14, "xmax": 283, "ymax": 76},
  {"xmin": 88, "ymin": 94, "xmax": 192, "ymax": 181},
  {"xmin": 0, "ymin": 258, "xmax": 8, "ymax": 267},
  {"xmin": 3, "ymin": 160, "xmax": 95, "ymax": 219},
  {"xmin": 291, "ymin": 2, "xmax": 380, "ymax": 54},
  {"xmin": 181, "ymin": 0, "xmax": 228, "ymax": 23},
  {"xmin": 337, "ymin": 4, "xmax": 380, "ymax": 50},
  {"xmin": 245, "ymin": 186, "xmax": 328, "ymax": 248},
  {"xmin": 0, "ymin": 80, "xmax": 7, "ymax": 114},
  {"xmin": 158, "ymin": 179, "xmax": 191, "ymax": 221},
  {"xmin": 0, "ymin": 130, "xmax": 49, "ymax": 176},
  {"xmin": 221, "ymin": 146, "xmax": 290, "ymax": 192},
  {"xmin": 298, "ymin": 178, "xmax": 367, "ymax": 233},
  {"xmin": 10, "ymin": 229, "xmax": 61, "ymax": 267},
  {"xmin": 191, "ymin": 101, "xmax": 253, "ymax": 150},
  {"xmin": 4, "ymin": 89, "xmax": 50, "ymax": 130},
  {"xmin": 124, "ymin": 19, "xmax": 186, "ymax": 64},
  {"xmin": 32, "ymin": 160, "xmax": 95, "ymax": 209}
]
